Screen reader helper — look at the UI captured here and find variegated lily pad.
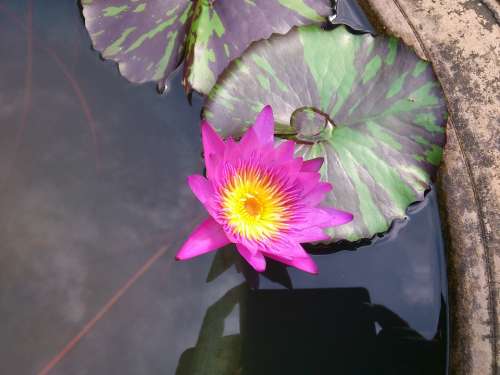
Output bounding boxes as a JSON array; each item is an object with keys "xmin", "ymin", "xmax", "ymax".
[
  {"xmin": 81, "ymin": 0, "xmax": 332, "ymax": 94},
  {"xmin": 204, "ymin": 25, "xmax": 448, "ymax": 242}
]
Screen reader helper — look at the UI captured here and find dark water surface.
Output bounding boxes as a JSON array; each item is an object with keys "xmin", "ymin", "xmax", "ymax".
[{"xmin": 0, "ymin": 1, "xmax": 447, "ymax": 374}]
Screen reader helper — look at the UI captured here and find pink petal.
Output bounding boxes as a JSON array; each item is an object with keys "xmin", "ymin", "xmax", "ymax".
[
  {"xmin": 201, "ymin": 121, "xmax": 225, "ymax": 177},
  {"xmin": 227, "ymin": 135, "xmax": 259, "ymax": 163},
  {"xmin": 320, "ymin": 207, "xmax": 354, "ymax": 226},
  {"xmin": 251, "ymin": 105, "xmax": 274, "ymax": 145},
  {"xmin": 296, "ymin": 172, "xmax": 322, "ymax": 195},
  {"xmin": 292, "ymin": 226, "xmax": 330, "ymax": 243},
  {"xmin": 263, "ymin": 242, "xmax": 319, "ymax": 274},
  {"xmin": 261, "ymin": 238, "xmax": 306, "ymax": 259},
  {"xmin": 290, "ymin": 256, "xmax": 319, "ymax": 274},
  {"xmin": 274, "ymin": 140, "xmax": 295, "ymax": 162},
  {"xmin": 279, "ymin": 157, "xmax": 303, "ymax": 181},
  {"xmin": 295, "ymin": 207, "xmax": 339, "ymax": 229},
  {"xmin": 176, "ymin": 217, "xmax": 230, "ymax": 260},
  {"xmin": 238, "ymin": 126, "xmax": 258, "ymax": 150},
  {"xmin": 187, "ymin": 175, "xmax": 213, "ymax": 205},
  {"xmin": 301, "ymin": 158, "xmax": 324, "ymax": 172},
  {"xmin": 236, "ymin": 243, "xmax": 266, "ymax": 272},
  {"xmin": 302, "ymin": 182, "xmax": 332, "ymax": 206}
]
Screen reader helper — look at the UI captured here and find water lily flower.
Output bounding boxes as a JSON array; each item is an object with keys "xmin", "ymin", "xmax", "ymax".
[{"xmin": 176, "ymin": 106, "xmax": 353, "ymax": 274}]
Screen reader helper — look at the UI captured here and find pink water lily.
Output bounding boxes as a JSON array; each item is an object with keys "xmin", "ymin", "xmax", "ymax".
[{"xmin": 176, "ymin": 106, "xmax": 353, "ymax": 274}]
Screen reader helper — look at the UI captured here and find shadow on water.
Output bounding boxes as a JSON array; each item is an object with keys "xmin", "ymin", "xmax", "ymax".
[
  {"xmin": 176, "ymin": 284, "xmax": 447, "ymax": 375},
  {"xmin": 176, "ymin": 185, "xmax": 449, "ymax": 374}
]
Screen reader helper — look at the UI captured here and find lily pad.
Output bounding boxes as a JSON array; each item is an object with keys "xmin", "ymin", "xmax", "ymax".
[
  {"xmin": 82, "ymin": 0, "xmax": 192, "ymax": 86},
  {"xmin": 81, "ymin": 0, "xmax": 332, "ymax": 94},
  {"xmin": 203, "ymin": 25, "xmax": 448, "ymax": 242}
]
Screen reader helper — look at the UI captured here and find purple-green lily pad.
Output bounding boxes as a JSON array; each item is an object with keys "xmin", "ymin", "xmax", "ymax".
[
  {"xmin": 81, "ymin": 0, "xmax": 332, "ymax": 94},
  {"xmin": 203, "ymin": 25, "xmax": 448, "ymax": 243}
]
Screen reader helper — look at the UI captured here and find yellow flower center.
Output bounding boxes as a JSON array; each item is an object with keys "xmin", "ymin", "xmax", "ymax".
[
  {"xmin": 244, "ymin": 196, "xmax": 263, "ymax": 217},
  {"xmin": 220, "ymin": 166, "xmax": 292, "ymax": 241}
]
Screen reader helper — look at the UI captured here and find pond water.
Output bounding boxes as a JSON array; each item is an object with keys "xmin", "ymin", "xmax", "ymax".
[{"xmin": 0, "ymin": 1, "xmax": 447, "ymax": 374}]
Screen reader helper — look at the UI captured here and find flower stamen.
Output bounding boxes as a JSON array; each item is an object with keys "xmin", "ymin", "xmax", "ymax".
[{"xmin": 243, "ymin": 195, "xmax": 262, "ymax": 217}]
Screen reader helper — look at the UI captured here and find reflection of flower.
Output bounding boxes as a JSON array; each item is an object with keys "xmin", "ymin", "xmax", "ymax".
[{"xmin": 176, "ymin": 106, "xmax": 353, "ymax": 274}]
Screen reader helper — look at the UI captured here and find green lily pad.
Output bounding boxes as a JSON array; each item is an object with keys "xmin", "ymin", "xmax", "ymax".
[
  {"xmin": 203, "ymin": 25, "xmax": 448, "ymax": 242},
  {"xmin": 81, "ymin": 0, "xmax": 332, "ymax": 94},
  {"xmin": 82, "ymin": 0, "xmax": 192, "ymax": 87}
]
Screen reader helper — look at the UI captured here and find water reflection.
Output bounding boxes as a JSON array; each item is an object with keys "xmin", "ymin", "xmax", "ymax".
[
  {"xmin": 177, "ymin": 284, "xmax": 446, "ymax": 375},
  {"xmin": 0, "ymin": 1, "xmax": 447, "ymax": 374},
  {"xmin": 175, "ymin": 184, "xmax": 448, "ymax": 374},
  {"xmin": 176, "ymin": 284, "xmax": 244, "ymax": 375}
]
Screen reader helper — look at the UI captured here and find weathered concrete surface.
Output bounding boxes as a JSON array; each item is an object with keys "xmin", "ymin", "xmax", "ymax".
[{"xmin": 361, "ymin": 1, "xmax": 500, "ymax": 374}]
